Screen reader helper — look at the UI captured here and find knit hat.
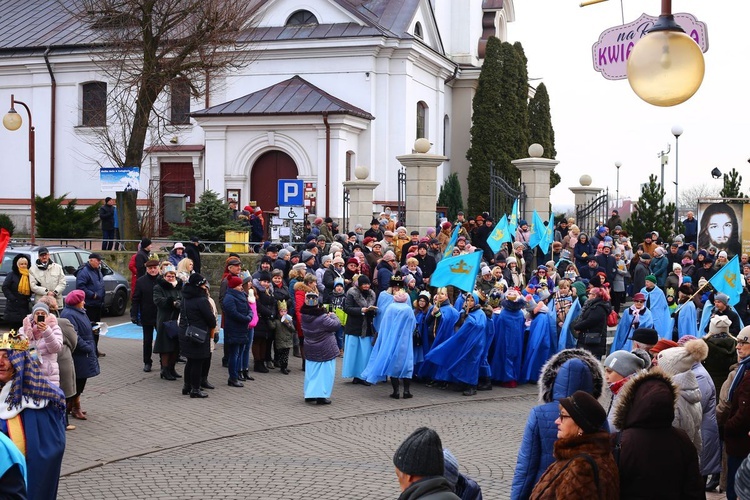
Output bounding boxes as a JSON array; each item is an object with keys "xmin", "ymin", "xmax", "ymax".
[
  {"xmin": 301, "ymin": 251, "xmax": 315, "ymax": 263},
  {"xmin": 678, "ymin": 283, "xmax": 693, "ymax": 295},
  {"xmin": 383, "ymin": 251, "xmax": 396, "ymax": 262},
  {"xmin": 737, "ymin": 326, "xmax": 750, "ymax": 344},
  {"xmin": 719, "ymin": 250, "xmax": 728, "ymax": 259},
  {"xmin": 321, "ymin": 255, "xmax": 332, "ymax": 265},
  {"xmin": 333, "ymin": 277, "xmax": 345, "ymax": 289},
  {"xmin": 278, "ymin": 248, "xmax": 290, "ymax": 259},
  {"xmin": 672, "ymin": 263, "xmax": 681, "ymax": 271},
  {"xmin": 654, "ymin": 247, "xmax": 666, "ymax": 256},
  {"xmin": 604, "ymin": 350, "xmax": 648, "ymax": 378},
  {"xmin": 393, "ymin": 427, "xmax": 444, "ymax": 477},
  {"xmin": 677, "ymin": 335, "xmax": 698, "ymax": 347},
  {"xmin": 32, "ymin": 302, "xmax": 50, "ymax": 315},
  {"xmin": 708, "ymin": 315, "xmax": 732, "ymax": 335},
  {"xmin": 394, "ymin": 291, "xmax": 409, "ymax": 303},
  {"xmin": 227, "ymin": 276, "xmax": 243, "ymax": 289},
  {"xmin": 188, "ymin": 273, "xmax": 207, "ymax": 287},
  {"xmin": 65, "ymin": 289, "xmax": 85, "ymax": 306},
  {"xmin": 629, "ymin": 327, "xmax": 658, "ymax": 345},
  {"xmin": 714, "ymin": 293, "xmax": 730, "ymax": 305},
  {"xmin": 292, "ymin": 262, "xmax": 306, "ymax": 272},
  {"xmin": 442, "ymin": 449, "xmax": 460, "ymax": 489},
  {"xmin": 305, "ymin": 292, "xmax": 319, "ymax": 306},
  {"xmin": 735, "ymin": 455, "xmax": 750, "ymax": 500},
  {"xmin": 481, "ymin": 266, "xmax": 491, "ymax": 276},
  {"xmin": 140, "ymin": 238, "xmax": 152, "ymax": 248},
  {"xmin": 656, "ymin": 339, "xmax": 709, "ymax": 375},
  {"xmin": 257, "ymin": 271, "xmax": 271, "ymax": 282},
  {"xmin": 645, "ymin": 274, "xmax": 657, "ymax": 284},
  {"xmin": 357, "ymin": 275, "xmax": 371, "ymax": 287},
  {"xmin": 639, "ymin": 252, "xmax": 651, "ymax": 261},
  {"xmin": 559, "ymin": 390, "xmax": 607, "ymax": 434}
]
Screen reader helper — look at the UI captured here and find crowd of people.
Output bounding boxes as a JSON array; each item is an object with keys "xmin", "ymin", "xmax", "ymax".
[{"xmin": 6, "ymin": 205, "xmax": 750, "ymax": 499}]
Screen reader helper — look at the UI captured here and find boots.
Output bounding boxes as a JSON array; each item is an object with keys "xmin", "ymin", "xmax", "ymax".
[
  {"xmin": 200, "ymin": 378, "xmax": 215, "ymax": 390},
  {"xmin": 190, "ymin": 389, "xmax": 209, "ymax": 398},
  {"xmin": 477, "ymin": 376, "xmax": 493, "ymax": 391},
  {"xmin": 169, "ymin": 367, "xmax": 182, "ymax": 379},
  {"xmin": 402, "ymin": 379, "xmax": 413, "ymax": 399},
  {"xmin": 228, "ymin": 378, "xmax": 244, "ymax": 387},
  {"xmin": 160, "ymin": 368, "xmax": 176, "ymax": 381},
  {"xmin": 705, "ymin": 473, "xmax": 720, "ymax": 492},
  {"xmin": 242, "ymin": 369, "xmax": 254, "ymax": 381},
  {"xmin": 254, "ymin": 361, "xmax": 269, "ymax": 373},
  {"xmin": 71, "ymin": 395, "xmax": 87, "ymax": 420},
  {"xmin": 390, "ymin": 378, "xmax": 400, "ymax": 399},
  {"xmin": 182, "ymin": 383, "xmax": 190, "ymax": 395},
  {"xmin": 462, "ymin": 385, "xmax": 477, "ymax": 396}
]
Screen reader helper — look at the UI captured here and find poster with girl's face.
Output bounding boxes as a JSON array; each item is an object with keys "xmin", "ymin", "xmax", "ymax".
[{"xmin": 697, "ymin": 202, "xmax": 742, "ymax": 258}]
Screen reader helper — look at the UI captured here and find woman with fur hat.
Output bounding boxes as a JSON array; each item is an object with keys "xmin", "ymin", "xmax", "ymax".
[
  {"xmin": 654, "ymin": 339, "xmax": 710, "ymax": 455},
  {"xmin": 301, "ymin": 291, "xmax": 341, "ymax": 404},
  {"xmin": 529, "ymin": 391, "xmax": 619, "ymax": 499},
  {"xmin": 511, "ymin": 349, "xmax": 606, "ymax": 500},
  {"xmin": 611, "ymin": 369, "xmax": 704, "ymax": 499}
]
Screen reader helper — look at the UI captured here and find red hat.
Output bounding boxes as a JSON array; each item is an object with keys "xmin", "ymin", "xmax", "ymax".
[
  {"xmin": 650, "ymin": 339, "xmax": 678, "ymax": 355},
  {"xmin": 65, "ymin": 289, "xmax": 86, "ymax": 306},
  {"xmin": 632, "ymin": 292, "xmax": 646, "ymax": 302},
  {"xmin": 441, "ymin": 221, "xmax": 451, "ymax": 230},
  {"xmin": 363, "ymin": 236, "xmax": 375, "ymax": 245},
  {"xmin": 227, "ymin": 276, "xmax": 243, "ymax": 289},
  {"xmin": 346, "ymin": 258, "xmax": 359, "ymax": 266},
  {"xmin": 314, "ymin": 217, "xmax": 323, "ymax": 225}
]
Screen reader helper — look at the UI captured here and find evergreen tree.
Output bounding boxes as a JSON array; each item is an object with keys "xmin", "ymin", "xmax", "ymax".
[
  {"xmin": 437, "ymin": 173, "xmax": 464, "ymax": 221},
  {"xmin": 512, "ymin": 42, "xmax": 530, "ymax": 152},
  {"xmin": 170, "ymin": 190, "xmax": 243, "ymax": 242},
  {"xmin": 528, "ymin": 83, "xmax": 561, "ymax": 188},
  {"xmin": 720, "ymin": 167, "xmax": 747, "ymax": 200},
  {"xmin": 35, "ymin": 194, "xmax": 102, "ymax": 238},
  {"xmin": 624, "ymin": 175, "xmax": 677, "ymax": 241},
  {"xmin": 466, "ymin": 38, "xmax": 527, "ymax": 216}
]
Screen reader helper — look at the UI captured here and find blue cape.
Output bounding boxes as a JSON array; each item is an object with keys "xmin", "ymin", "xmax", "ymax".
[
  {"xmin": 413, "ymin": 306, "xmax": 433, "ymax": 366},
  {"xmin": 424, "ymin": 308, "xmax": 488, "ymax": 386},
  {"xmin": 667, "ymin": 300, "xmax": 698, "ymax": 340},
  {"xmin": 699, "ymin": 304, "xmax": 744, "ymax": 338},
  {"xmin": 521, "ymin": 312, "xmax": 556, "ymax": 384},
  {"xmin": 488, "ymin": 303, "xmax": 525, "ymax": 383},
  {"xmin": 361, "ymin": 300, "xmax": 416, "ymax": 383},
  {"xmin": 373, "ymin": 292, "xmax": 394, "ymax": 332},
  {"xmin": 642, "ymin": 286, "xmax": 670, "ymax": 338},
  {"xmin": 418, "ymin": 303, "xmax": 460, "ymax": 380},
  {"xmin": 558, "ymin": 300, "xmax": 582, "ymax": 352},
  {"xmin": 610, "ymin": 306, "xmax": 654, "ymax": 353},
  {"xmin": 546, "ymin": 301, "xmax": 561, "ymax": 357},
  {"xmin": 479, "ymin": 312, "xmax": 497, "ymax": 379}
]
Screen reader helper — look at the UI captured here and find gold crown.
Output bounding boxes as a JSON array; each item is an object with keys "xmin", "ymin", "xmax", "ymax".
[{"xmin": 0, "ymin": 330, "xmax": 29, "ymax": 351}]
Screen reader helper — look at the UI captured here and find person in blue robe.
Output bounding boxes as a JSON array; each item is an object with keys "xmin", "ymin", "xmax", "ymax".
[
  {"xmin": 488, "ymin": 289, "xmax": 526, "ymax": 387},
  {"xmin": 361, "ymin": 291, "xmax": 417, "ymax": 398},
  {"xmin": 341, "ymin": 275, "xmax": 378, "ymax": 385},
  {"xmin": 478, "ymin": 286, "xmax": 505, "ymax": 391},
  {"xmin": 0, "ymin": 332, "xmax": 66, "ymax": 500},
  {"xmin": 0, "ymin": 432, "xmax": 26, "ymax": 498},
  {"xmin": 418, "ymin": 288, "xmax": 460, "ymax": 386},
  {"xmin": 641, "ymin": 276, "xmax": 670, "ymax": 338},
  {"xmin": 558, "ymin": 299, "xmax": 581, "ymax": 352},
  {"xmin": 424, "ymin": 291, "xmax": 489, "ymax": 396},
  {"xmin": 668, "ymin": 283, "xmax": 698, "ymax": 341},
  {"xmin": 521, "ymin": 291, "xmax": 557, "ymax": 384},
  {"xmin": 610, "ymin": 292, "xmax": 654, "ymax": 353},
  {"xmin": 413, "ymin": 291, "xmax": 433, "ymax": 375}
]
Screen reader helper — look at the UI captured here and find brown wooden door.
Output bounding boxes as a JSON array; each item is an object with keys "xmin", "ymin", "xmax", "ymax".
[
  {"xmin": 250, "ymin": 151, "xmax": 299, "ymax": 234},
  {"xmin": 160, "ymin": 162, "xmax": 195, "ymax": 236}
]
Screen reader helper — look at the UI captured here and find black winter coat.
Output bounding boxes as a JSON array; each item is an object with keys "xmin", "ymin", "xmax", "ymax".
[
  {"xmin": 131, "ymin": 273, "xmax": 159, "ymax": 325},
  {"xmin": 184, "ymin": 243, "xmax": 202, "ymax": 274},
  {"xmin": 222, "ymin": 288, "xmax": 252, "ymax": 344},
  {"xmin": 178, "ymin": 284, "xmax": 216, "ymax": 359},
  {"xmin": 99, "ymin": 204, "xmax": 115, "ymax": 231},
  {"xmin": 573, "ymin": 297, "xmax": 611, "ymax": 357},
  {"xmin": 343, "ymin": 286, "xmax": 376, "ymax": 337},
  {"xmin": 153, "ymin": 278, "xmax": 182, "ymax": 353},
  {"xmin": 2, "ymin": 254, "xmax": 31, "ymax": 323},
  {"xmin": 254, "ymin": 286, "xmax": 277, "ymax": 340}
]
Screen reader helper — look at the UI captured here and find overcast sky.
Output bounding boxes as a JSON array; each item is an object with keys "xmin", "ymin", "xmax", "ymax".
[{"xmin": 507, "ymin": 1, "xmax": 749, "ymax": 212}]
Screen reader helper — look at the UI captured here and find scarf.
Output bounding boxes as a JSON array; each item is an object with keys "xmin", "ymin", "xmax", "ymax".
[
  {"xmin": 728, "ymin": 355, "xmax": 750, "ymax": 403},
  {"xmin": 35, "ymin": 259, "xmax": 49, "ymax": 271},
  {"xmin": 1, "ymin": 350, "xmax": 65, "ymax": 419},
  {"xmin": 16, "ymin": 268, "xmax": 31, "ymax": 296}
]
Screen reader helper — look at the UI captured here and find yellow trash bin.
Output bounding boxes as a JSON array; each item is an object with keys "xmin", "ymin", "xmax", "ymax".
[{"xmin": 225, "ymin": 230, "xmax": 249, "ymax": 253}]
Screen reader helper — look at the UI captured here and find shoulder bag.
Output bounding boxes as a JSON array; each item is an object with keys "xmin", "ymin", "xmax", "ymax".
[{"xmin": 182, "ymin": 301, "xmax": 208, "ymax": 343}]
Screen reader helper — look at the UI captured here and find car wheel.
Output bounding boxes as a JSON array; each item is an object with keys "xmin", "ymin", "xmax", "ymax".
[{"xmin": 109, "ymin": 289, "xmax": 128, "ymax": 317}]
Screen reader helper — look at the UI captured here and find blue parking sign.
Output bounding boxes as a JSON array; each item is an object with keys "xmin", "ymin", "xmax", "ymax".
[{"xmin": 277, "ymin": 179, "xmax": 304, "ymax": 206}]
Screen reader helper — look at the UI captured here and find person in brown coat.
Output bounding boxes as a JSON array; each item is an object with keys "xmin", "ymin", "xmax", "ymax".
[
  {"xmin": 612, "ymin": 369, "xmax": 705, "ymax": 499},
  {"xmin": 530, "ymin": 391, "xmax": 619, "ymax": 499}
]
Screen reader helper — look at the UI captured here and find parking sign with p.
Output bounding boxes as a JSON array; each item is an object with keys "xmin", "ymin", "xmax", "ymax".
[{"xmin": 278, "ymin": 179, "xmax": 304, "ymax": 206}]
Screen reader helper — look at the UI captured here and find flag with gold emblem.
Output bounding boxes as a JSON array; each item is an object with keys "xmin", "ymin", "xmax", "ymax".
[
  {"xmin": 709, "ymin": 255, "xmax": 741, "ymax": 306},
  {"xmin": 487, "ymin": 214, "xmax": 510, "ymax": 254},
  {"xmin": 430, "ymin": 250, "xmax": 483, "ymax": 292}
]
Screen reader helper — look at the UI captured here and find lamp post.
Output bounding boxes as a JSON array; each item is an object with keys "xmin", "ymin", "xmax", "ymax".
[
  {"xmin": 614, "ymin": 160, "xmax": 621, "ymax": 212},
  {"xmin": 3, "ymin": 94, "xmax": 36, "ymax": 243},
  {"xmin": 626, "ymin": 0, "xmax": 705, "ymax": 107},
  {"xmin": 672, "ymin": 125, "xmax": 683, "ymax": 233}
]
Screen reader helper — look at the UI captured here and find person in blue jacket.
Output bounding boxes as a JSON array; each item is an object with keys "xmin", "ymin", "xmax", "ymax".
[
  {"xmin": 75, "ymin": 253, "xmax": 106, "ymax": 355},
  {"xmin": 222, "ymin": 275, "xmax": 253, "ymax": 388},
  {"xmin": 642, "ymin": 275, "xmax": 671, "ymax": 338},
  {"xmin": 510, "ymin": 348, "xmax": 605, "ymax": 500}
]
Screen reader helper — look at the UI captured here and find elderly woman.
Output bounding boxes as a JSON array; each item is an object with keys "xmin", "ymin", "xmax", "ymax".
[
  {"xmin": 60, "ymin": 289, "xmax": 100, "ymax": 420},
  {"xmin": 301, "ymin": 291, "xmax": 342, "ymax": 405},
  {"xmin": 0, "ymin": 330, "xmax": 67, "ymax": 499},
  {"xmin": 530, "ymin": 391, "xmax": 619, "ymax": 499},
  {"xmin": 572, "ymin": 287, "xmax": 611, "ymax": 359},
  {"xmin": 153, "ymin": 265, "xmax": 183, "ymax": 382},
  {"xmin": 179, "ymin": 274, "xmax": 216, "ymax": 398},
  {"xmin": 2, "ymin": 254, "xmax": 32, "ymax": 331}
]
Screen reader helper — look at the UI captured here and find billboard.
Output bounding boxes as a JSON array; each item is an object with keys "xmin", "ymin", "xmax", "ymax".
[
  {"xmin": 100, "ymin": 167, "xmax": 140, "ymax": 192},
  {"xmin": 697, "ymin": 202, "xmax": 749, "ymax": 259}
]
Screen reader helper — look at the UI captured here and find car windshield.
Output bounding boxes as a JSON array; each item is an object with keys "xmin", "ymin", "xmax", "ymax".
[{"xmin": 0, "ymin": 253, "xmax": 17, "ymax": 274}]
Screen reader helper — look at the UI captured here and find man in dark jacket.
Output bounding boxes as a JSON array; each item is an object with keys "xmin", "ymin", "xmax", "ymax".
[
  {"xmin": 605, "ymin": 209, "xmax": 622, "ymax": 232},
  {"xmin": 393, "ymin": 427, "xmax": 460, "ymax": 500},
  {"xmin": 595, "ymin": 243, "xmax": 617, "ymax": 284},
  {"xmin": 184, "ymin": 236, "xmax": 202, "ymax": 274},
  {"xmin": 131, "ymin": 259, "xmax": 160, "ymax": 373},
  {"xmin": 99, "ymin": 196, "xmax": 116, "ymax": 250},
  {"xmin": 632, "ymin": 253, "xmax": 651, "ymax": 295},
  {"xmin": 76, "ymin": 253, "xmax": 106, "ymax": 355},
  {"xmin": 415, "ymin": 244, "xmax": 437, "ymax": 285},
  {"xmin": 134, "ymin": 238, "xmax": 153, "ymax": 279},
  {"xmin": 683, "ymin": 211, "xmax": 698, "ymax": 246}
]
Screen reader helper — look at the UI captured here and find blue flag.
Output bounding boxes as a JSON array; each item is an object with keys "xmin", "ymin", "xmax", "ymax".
[
  {"xmin": 508, "ymin": 199, "xmax": 519, "ymax": 237},
  {"xmin": 528, "ymin": 210, "xmax": 543, "ymax": 249},
  {"xmin": 442, "ymin": 222, "xmax": 461, "ymax": 258},
  {"xmin": 430, "ymin": 251, "xmax": 483, "ymax": 292},
  {"xmin": 709, "ymin": 255, "xmax": 742, "ymax": 306},
  {"xmin": 487, "ymin": 214, "xmax": 510, "ymax": 254}
]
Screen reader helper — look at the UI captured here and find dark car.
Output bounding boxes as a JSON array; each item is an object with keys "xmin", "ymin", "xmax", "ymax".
[{"xmin": 0, "ymin": 245, "xmax": 130, "ymax": 320}]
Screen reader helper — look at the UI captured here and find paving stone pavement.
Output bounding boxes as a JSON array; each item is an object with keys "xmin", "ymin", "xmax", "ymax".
[{"xmin": 58, "ymin": 334, "xmax": 728, "ymax": 499}]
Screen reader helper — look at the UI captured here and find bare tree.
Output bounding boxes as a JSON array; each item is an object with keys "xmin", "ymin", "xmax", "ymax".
[
  {"xmin": 678, "ymin": 183, "xmax": 721, "ymax": 210},
  {"xmin": 69, "ymin": 0, "xmax": 261, "ymax": 246}
]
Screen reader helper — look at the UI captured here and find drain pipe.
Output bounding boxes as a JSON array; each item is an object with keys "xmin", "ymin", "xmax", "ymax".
[
  {"xmin": 43, "ymin": 46, "xmax": 57, "ymax": 196},
  {"xmin": 323, "ymin": 111, "xmax": 331, "ymax": 217}
]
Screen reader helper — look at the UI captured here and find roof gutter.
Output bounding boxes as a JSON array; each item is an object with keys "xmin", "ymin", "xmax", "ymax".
[
  {"xmin": 323, "ymin": 111, "xmax": 331, "ymax": 217},
  {"xmin": 43, "ymin": 46, "xmax": 57, "ymax": 197}
]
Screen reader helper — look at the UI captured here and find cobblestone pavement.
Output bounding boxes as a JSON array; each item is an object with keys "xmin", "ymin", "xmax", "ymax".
[{"xmin": 58, "ymin": 333, "xmax": 727, "ymax": 499}]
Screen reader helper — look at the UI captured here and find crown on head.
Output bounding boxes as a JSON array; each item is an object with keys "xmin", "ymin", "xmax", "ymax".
[{"xmin": 0, "ymin": 330, "xmax": 29, "ymax": 351}]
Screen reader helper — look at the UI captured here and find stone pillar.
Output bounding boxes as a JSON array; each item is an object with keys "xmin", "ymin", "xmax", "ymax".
[
  {"xmin": 569, "ymin": 175, "xmax": 604, "ymax": 208},
  {"xmin": 511, "ymin": 144, "xmax": 559, "ymax": 221},
  {"xmin": 342, "ymin": 165, "xmax": 379, "ymax": 230},
  {"xmin": 396, "ymin": 139, "xmax": 448, "ymax": 236}
]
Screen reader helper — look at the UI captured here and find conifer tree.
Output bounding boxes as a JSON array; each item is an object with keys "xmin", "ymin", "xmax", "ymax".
[
  {"xmin": 720, "ymin": 168, "xmax": 747, "ymax": 200},
  {"xmin": 528, "ymin": 83, "xmax": 561, "ymax": 188},
  {"xmin": 624, "ymin": 174, "xmax": 677, "ymax": 241},
  {"xmin": 170, "ymin": 190, "xmax": 243, "ymax": 242},
  {"xmin": 437, "ymin": 173, "xmax": 464, "ymax": 221}
]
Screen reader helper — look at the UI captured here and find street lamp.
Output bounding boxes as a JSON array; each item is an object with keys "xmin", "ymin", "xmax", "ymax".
[
  {"xmin": 3, "ymin": 94, "xmax": 36, "ymax": 243},
  {"xmin": 626, "ymin": 0, "xmax": 705, "ymax": 107},
  {"xmin": 614, "ymin": 160, "xmax": 622, "ymax": 212},
  {"xmin": 672, "ymin": 125, "xmax": 683, "ymax": 232}
]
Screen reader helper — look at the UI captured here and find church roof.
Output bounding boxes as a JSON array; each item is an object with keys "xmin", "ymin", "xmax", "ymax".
[{"xmin": 191, "ymin": 75, "xmax": 374, "ymax": 120}]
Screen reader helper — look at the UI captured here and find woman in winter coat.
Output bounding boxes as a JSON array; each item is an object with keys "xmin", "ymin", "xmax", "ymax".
[
  {"xmin": 60, "ymin": 289, "xmax": 100, "ymax": 420},
  {"xmin": 342, "ymin": 274, "xmax": 377, "ymax": 385},
  {"xmin": 271, "ymin": 269, "xmax": 292, "ymax": 368},
  {"xmin": 178, "ymin": 273, "xmax": 216, "ymax": 398},
  {"xmin": 2, "ymin": 253, "xmax": 32, "ymax": 330},
  {"xmin": 19, "ymin": 302, "xmax": 63, "ymax": 387},
  {"xmin": 253, "ymin": 271, "xmax": 276, "ymax": 373},
  {"xmin": 703, "ymin": 315, "xmax": 738, "ymax": 403},
  {"xmin": 222, "ymin": 275, "xmax": 253, "ymax": 387},
  {"xmin": 511, "ymin": 349, "xmax": 605, "ymax": 500},
  {"xmin": 152, "ymin": 266, "xmax": 183, "ymax": 382},
  {"xmin": 572, "ymin": 287, "xmax": 611, "ymax": 359},
  {"xmin": 612, "ymin": 369, "xmax": 704, "ymax": 499},
  {"xmin": 301, "ymin": 291, "xmax": 342, "ymax": 405},
  {"xmin": 168, "ymin": 242, "xmax": 187, "ymax": 267},
  {"xmin": 573, "ymin": 233, "xmax": 593, "ymax": 270},
  {"xmin": 293, "ymin": 273, "xmax": 318, "ymax": 366},
  {"xmin": 654, "ymin": 340, "xmax": 709, "ymax": 456},
  {"xmin": 530, "ymin": 391, "xmax": 619, "ymax": 499}
]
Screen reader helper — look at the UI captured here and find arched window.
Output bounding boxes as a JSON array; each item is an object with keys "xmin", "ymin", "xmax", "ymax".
[
  {"xmin": 286, "ymin": 10, "xmax": 318, "ymax": 26},
  {"xmin": 170, "ymin": 78, "xmax": 191, "ymax": 126},
  {"xmin": 416, "ymin": 101, "xmax": 428, "ymax": 140},
  {"xmin": 81, "ymin": 81, "xmax": 107, "ymax": 127},
  {"xmin": 414, "ymin": 22, "xmax": 423, "ymax": 39}
]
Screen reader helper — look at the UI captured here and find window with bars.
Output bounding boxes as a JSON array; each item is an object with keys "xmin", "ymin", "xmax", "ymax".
[
  {"xmin": 170, "ymin": 78, "xmax": 191, "ymax": 126},
  {"xmin": 81, "ymin": 82, "xmax": 107, "ymax": 127}
]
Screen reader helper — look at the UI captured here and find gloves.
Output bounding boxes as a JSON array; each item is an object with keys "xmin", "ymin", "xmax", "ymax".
[{"xmin": 173, "ymin": 300, "xmax": 181, "ymax": 309}]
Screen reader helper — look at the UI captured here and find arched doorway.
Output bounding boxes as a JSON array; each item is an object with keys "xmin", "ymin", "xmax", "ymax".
[{"xmin": 250, "ymin": 150, "xmax": 299, "ymax": 229}]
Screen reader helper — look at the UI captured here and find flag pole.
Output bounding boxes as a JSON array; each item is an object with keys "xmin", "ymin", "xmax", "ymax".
[{"xmin": 670, "ymin": 279, "xmax": 712, "ymax": 317}]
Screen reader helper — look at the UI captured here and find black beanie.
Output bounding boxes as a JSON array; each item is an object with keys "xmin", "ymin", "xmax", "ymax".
[
  {"xmin": 559, "ymin": 391, "xmax": 606, "ymax": 434},
  {"xmin": 392, "ymin": 427, "xmax": 444, "ymax": 477},
  {"xmin": 141, "ymin": 238, "xmax": 152, "ymax": 248},
  {"xmin": 357, "ymin": 275, "xmax": 371, "ymax": 287}
]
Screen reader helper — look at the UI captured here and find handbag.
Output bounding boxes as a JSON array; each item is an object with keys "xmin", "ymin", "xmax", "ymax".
[
  {"xmin": 606, "ymin": 310, "xmax": 619, "ymax": 327},
  {"xmin": 582, "ymin": 332, "xmax": 602, "ymax": 346},
  {"xmin": 163, "ymin": 320, "xmax": 180, "ymax": 340},
  {"xmin": 412, "ymin": 325, "xmax": 422, "ymax": 347},
  {"xmin": 182, "ymin": 301, "xmax": 208, "ymax": 344}
]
